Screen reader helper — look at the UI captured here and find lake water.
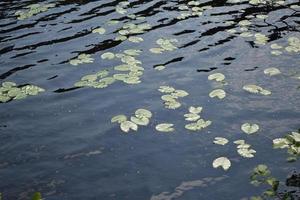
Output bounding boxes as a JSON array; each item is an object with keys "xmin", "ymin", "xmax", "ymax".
[{"xmin": 0, "ymin": 0, "xmax": 299, "ymax": 199}]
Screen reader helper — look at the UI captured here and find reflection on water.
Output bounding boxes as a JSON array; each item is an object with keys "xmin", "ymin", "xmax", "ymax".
[{"xmin": 0, "ymin": 0, "xmax": 299, "ymax": 199}]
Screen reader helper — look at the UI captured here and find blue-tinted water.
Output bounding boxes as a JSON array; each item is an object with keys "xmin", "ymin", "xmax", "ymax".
[{"xmin": 0, "ymin": 0, "xmax": 299, "ymax": 199}]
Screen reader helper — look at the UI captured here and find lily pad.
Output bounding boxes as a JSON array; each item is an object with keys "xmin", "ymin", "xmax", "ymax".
[
  {"xmin": 111, "ymin": 115, "xmax": 127, "ymax": 123},
  {"xmin": 208, "ymin": 73, "xmax": 225, "ymax": 82},
  {"xmin": 264, "ymin": 67, "xmax": 281, "ymax": 76},
  {"xmin": 212, "ymin": 157, "xmax": 231, "ymax": 171},
  {"xmin": 189, "ymin": 106, "xmax": 202, "ymax": 114},
  {"xmin": 209, "ymin": 89, "xmax": 226, "ymax": 99},
  {"xmin": 130, "ymin": 116, "xmax": 149, "ymax": 126},
  {"xmin": 155, "ymin": 123, "xmax": 174, "ymax": 132},
  {"xmin": 241, "ymin": 123, "xmax": 259, "ymax": 134},
  {"xmin": 92, "ymin": 27, "xmax": 106, "ymax": 34},
  {"xmin": 101, "ymin": 52, "xmax": 115, "ymax": 60},
  {"xmin": 243, "ymin": 84, "xmax": 271, "ymax": 95},
  {"xmin": 120, "ymin": 121, "xmax": 138, "ymax": 133},
  {"xmin": 214, "ymin": 137, "xmax": 229, "ymax": 145},
  {"xmin": 135, "ymin": 108, "xmax": 152, "ymax": 118}
]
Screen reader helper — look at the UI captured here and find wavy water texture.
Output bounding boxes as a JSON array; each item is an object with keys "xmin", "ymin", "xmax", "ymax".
[{"xmin": 0, "ymin": 0, "xmax": 299, "ymax": 200}]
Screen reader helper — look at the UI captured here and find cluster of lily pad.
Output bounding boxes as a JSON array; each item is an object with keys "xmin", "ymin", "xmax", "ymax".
[
  {"xmin": 111, "ymin": 108, "xmax": 152, "ymax": 133},
  {"xmin": 227, "ymin": 18, "xmax": 270, "ymax": 45},
  {"xmin": 177, "ymin": 1, "xmax": 213, "ymax": 20},
  {"xmin": 234, "ymin": 140, "xmax": 256, "ymax": 158},
  {"xmin": 115, "ymin": 23, "xmax": 151, "ymax": 42},
  {"xmin": 272, "ymin": 130, "xmax": 300, "ymax": 162},
  {"xmin": 208, "ymin": 73, "xmax": 227, "ymax": 99},
  {"xmin": 243, "ymin": 84, "xmax": 271, "ymax": 96},
  {"xmin": 158, "ymin": 86, "xmax": 189, "ymax": 109},
  {"xmin": 184, "ymin": 106, "xmax": 212, "ymax": 131},
  {"xmin": 250, "ymin": 164, "xmax": 280, "ymax": 199},
  {"xmin": 227, "ymin": 0, "xmax": 286, "ymax": 6},
  {"xmin": 104, "ymin": 49, "xmax": 144, "ymax": 84},
  {"xmin": 15, "ymin": 3, "xmax": 55, "ymax": 20},
  {"xmin": 270, "ymin": 36, "xmax": 300, "ymax": 56},
  {"xmin": 74, "ymin": 49, "xmax": 144, "ymax": 88},
  {"xmin": 0, "ymin": 82, "xmax": 45, "ymax": 103},
  {"xmin": 74, "ymin": 69, "xmax": 115, "ymax": 88},
  {"xmin": 150, "ymin": 38, "xmax": 178, "ymax": 54},
  {"xmin": 69, "ymin": 54, "xmax": 94, "ymax": 66}
]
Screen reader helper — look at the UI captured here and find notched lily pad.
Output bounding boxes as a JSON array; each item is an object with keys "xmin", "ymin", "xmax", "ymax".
[
  {"xmin": 209, "ymin": 89, "xmax": 226, "ymax": 99},
  {"xmin": 156, "ymin": 123, "xmax": 174, "ymax": 132},
  {"xmin": 208, "ymin": 73, "xmax": 225, "ymax": 82},
  {"xmin": 120, "ymin": 121, "xmax": 138, "ymax": 133},
  {"xmin": 241, "ymin": 123, "xmax": 259, "ymax": 134},
  {"xmin": 212, "ymin": 157, "xmax": 231, "ymax": 171}
]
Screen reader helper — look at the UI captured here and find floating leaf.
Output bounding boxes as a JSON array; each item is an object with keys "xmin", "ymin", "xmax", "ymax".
[
  {"xmin": 111, "ymin": 115, "xmax": 127, "ymax": 123},
  {"xmin": 150, "ymin": 48, "xmax": 164, "ymax": 54},
  {"xmin": 130, "ymin": 116, "xmax": 149, "ymax": 126},
  {"xmin": 270, "ymin": 43, "xmax": 283, "ymax": 50},
  {"xmin": 155, "ymin": 65, "xmax": 166, "ymax": 71},
  {"xmin": 101, "ymin": 52, "xmax": 115, "ymax": 60},
  {"xmin": 209, "ymin": 89, "xmax": 226, "ymax": 99},
  {"xmin": 158, "ymin": 86, "xmax": 175, "ymax": 93},
  {"xmin": 214, "ymin": 137, "xmax": 229, "ymax": 145},
  {"xmin": 264, "ymin": 67, "xmax": 281, "ymax": 76},
  {"xmin": 243, "ymin": 84, "xmax": 271, "ymax": 95},
  {"xmin": 92, "ymin": 27, "xmax": 106, "ymax": 34},
  {"xmin": 135, "ymin": 108, "xmax": 152, "ymax": 118},
  {"xmin": 189, "ymin": 106, "xmax": 202, "ymax": 114},
  {"xmin": 156, "ymin": 123, "xmax": 174, "ymax": 132},
  {"xmin": 241, "ymin": 123, "xmax": 259, "ymax": 134},
  {"xmin": 208, "ymin": 73, "xmax": 225, "ymax": 82},
  {"xmin": 128, "ymin": 36, "xmax": 144, "ymax": 43},
  {"xmin": 172, "ymin": 90, "xmax": 189, "ymax": 97},
  {"xmin": 212, "ymin": 157, "xmax": 231, "ymax": 171},
  {"xmin": 120, "ymin": 121, "xmax": 138, "ymax": 133},
  {"xmin": 184, "ymin": 113, "xmax": 200, "ymax": 121}
]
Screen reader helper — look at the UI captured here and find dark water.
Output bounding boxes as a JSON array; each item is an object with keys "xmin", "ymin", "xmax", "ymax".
[{"xmin": 0, "ymin": 0, "xmax": 300, "ymax": 199}]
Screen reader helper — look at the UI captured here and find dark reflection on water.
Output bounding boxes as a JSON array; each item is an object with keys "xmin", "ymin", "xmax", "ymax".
[{"xmin": 0, "ymin": 0, "xmax": 299, "ymax": 199}]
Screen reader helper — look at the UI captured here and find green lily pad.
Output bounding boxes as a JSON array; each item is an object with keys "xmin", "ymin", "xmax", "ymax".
[
  {"xmin": 111, "ymin": 115, "xmax": 127, "ymax": 123},
  {"xmin": 264, "ymin": 67, "xmax": 281, "ymax": 76},
  {"xmin": 184, "ymin": 113, "xmax": 200, "ymax": 121},
  {"xmin": 189, "ymin": 106, "xmax": 202, "ymax": 114},
  {"xmin": 130, "ymin": 116, "xmax": 149, "ymax": 126},
  {"xmin": 156, "ymin": 123, "xmax": 174, "ymax": 132},
  {"xmin": 120, "ymin": 121, "xmax": 138, "ymax": 133},
  {"xmin": 135, "ymin": 108, "xmax": 152, "ymax": 118},
  {"xmin": 92, "ymin": 27, "xmax": 106, "ymax": 34},
  {"xmin": 241, "ymin": 123, "xmax": 259, "ymax": 134},
  {"xmin": 172, "ymin": 90, "xmax": 189, "ymax": 97},
  {"xmin": 101, "ymin": 52, "xmax": 115, "ymax": 60},
  {"xmin": 128, "ymin": 36, "xmax": 144, "ymax": 43},
  {"xmin": 243, "ymin": 84, "xmax": 271, "ymax": 95},
  {"xmin": 208, "ymin": 73, "xmax": 225, "ymax": 82},
  {"xmin": 158, "ymin": 86, "xmax": 175, "ymax": 93},
  {"xmin": 212, "ymin": 157, "xmax": 231, "ymax": 171},
  {"xmin": 209, "ymin": 89, "xmax": 226, "ymax": 99},
  {"xmin": 164, "ymin": 100, "xmax": 181, "ymax": 109},
  {"xmin": 214, "ymin": 137, "xmax": 229, "ymax": 145},
  {"xmin": 150, "ymin": 48, "xmax": 164, "ymax": 54}
]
